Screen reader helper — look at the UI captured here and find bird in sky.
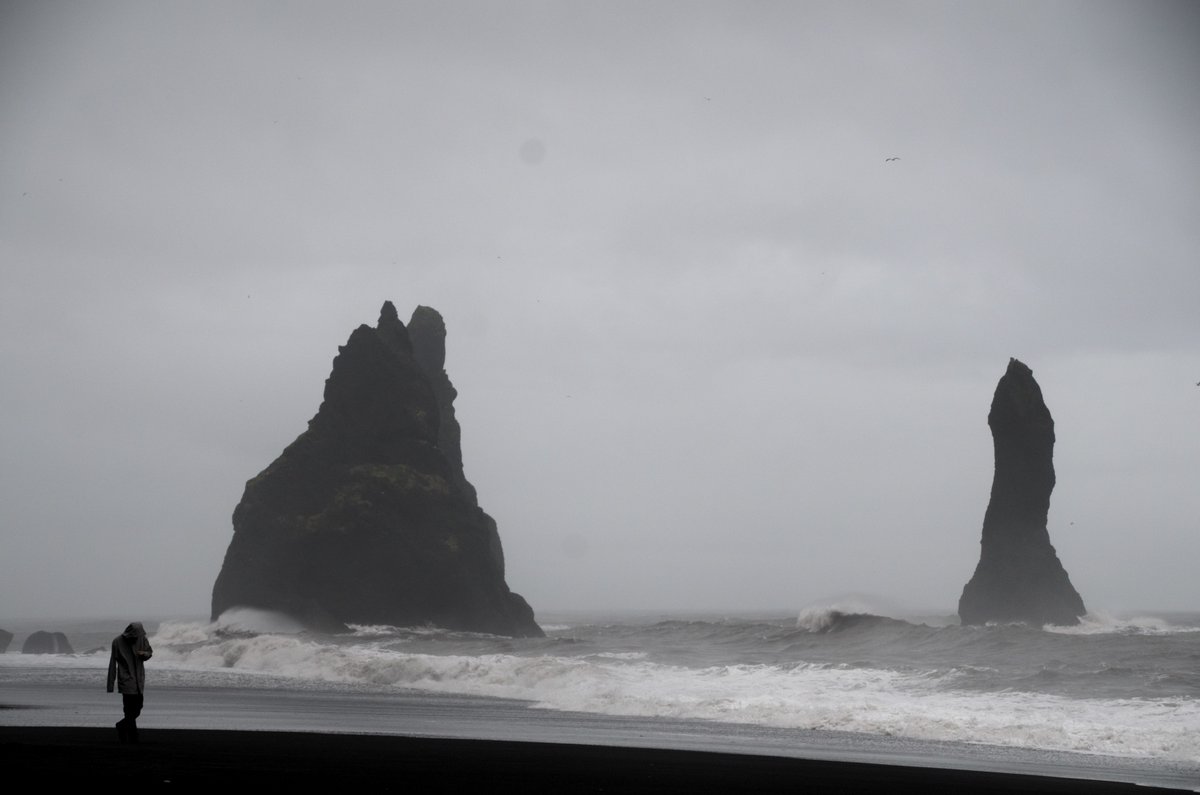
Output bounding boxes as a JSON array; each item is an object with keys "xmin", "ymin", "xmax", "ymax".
[{"xmin": 885, "ymin": 157, "xmax": 900, "ymax": 162}]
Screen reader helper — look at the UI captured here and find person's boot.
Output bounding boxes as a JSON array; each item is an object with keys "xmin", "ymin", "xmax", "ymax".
[{"xmin": 116, "ymin": 719, "xmax": 128, "ymax": 743}]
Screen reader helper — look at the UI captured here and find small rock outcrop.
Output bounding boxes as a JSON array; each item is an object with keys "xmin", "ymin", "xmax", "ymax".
[
  {"xmin": 21, "ymin": 631, "xmax": 73, "ymax": 654},
  {"xmin": 0, "ymin": 628, "xmax": 12, "ymax": 653},
  {"xmin": 958, "ymin": 358, "xmax": 1086, "ymax": 626},
  {"xmin": 211, "ymin": 302, "xmax": 542, "ymax": 637}
]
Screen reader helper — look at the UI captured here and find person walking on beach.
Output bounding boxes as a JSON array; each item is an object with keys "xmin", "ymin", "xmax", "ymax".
[{"xmin": 106, "ymin": 622, "xmax": 153, "ymax": 744}]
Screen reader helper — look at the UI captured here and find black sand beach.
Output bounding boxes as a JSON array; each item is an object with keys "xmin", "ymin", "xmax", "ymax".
[
  {"xmin": 1, "ymin": 727, "xmax": 1191, "ymax": 792},
  {"xmin": 4, "ymin": 665, "xmax": 1197, "ymax": 792}
]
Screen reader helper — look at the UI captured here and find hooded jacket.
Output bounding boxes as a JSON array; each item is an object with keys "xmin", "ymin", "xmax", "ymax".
[{"xmin": 107, "ymin": 622, "xmax": 153, "ymax": 694}]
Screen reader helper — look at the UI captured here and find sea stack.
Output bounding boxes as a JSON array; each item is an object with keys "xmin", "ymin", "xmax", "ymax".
[
  {"xmin": 211, "ymin": 302, "xmax": 542, "ymax": 638},
  {"xmin": 21, "ymin": 631, "xmax": 73, "ymax": 654},
  {"xmin": 958, "ymin": 358, "xmax": 1086, "ymax": 626}
]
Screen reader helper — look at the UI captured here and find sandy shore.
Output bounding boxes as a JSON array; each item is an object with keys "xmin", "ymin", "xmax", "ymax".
[{"xmin": 1, "ymin": 726, "xmax": 1192, "ymax": 792}]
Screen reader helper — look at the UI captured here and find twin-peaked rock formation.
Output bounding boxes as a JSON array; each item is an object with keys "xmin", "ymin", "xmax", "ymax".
[
  {"xmin": 211, "ymin": 302, "xmax": 542, "ymax": 637},
  {"xmin": 959, "ymin": 358, "xmax": 1086, "ymax": 626}
]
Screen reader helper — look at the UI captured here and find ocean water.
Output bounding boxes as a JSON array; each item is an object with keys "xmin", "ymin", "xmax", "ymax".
[{"xmin": 3, "ymin": 607, "xmax": 1199, "ymax": 786}]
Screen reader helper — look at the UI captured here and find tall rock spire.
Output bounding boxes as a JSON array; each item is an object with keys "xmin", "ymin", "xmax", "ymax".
[
  {"xmin": 211, "ymin": 302, "xmax": 541, "ymax": 637},
  {"xmin": 407, "ymin": 305, "xmax": 474, "ymax": 505},
  {"xmin": 958, "ymin": 358, "xmax": 1086, "ymax": 626},
  {"xmin": 407, "ymin": 306, "xmax": 507, "ymax": 577}
]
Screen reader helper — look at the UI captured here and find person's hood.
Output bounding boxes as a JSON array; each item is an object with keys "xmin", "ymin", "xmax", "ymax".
[{"xmin": 122, "ymin": 622, "xmax": 151, "ymax": 654}]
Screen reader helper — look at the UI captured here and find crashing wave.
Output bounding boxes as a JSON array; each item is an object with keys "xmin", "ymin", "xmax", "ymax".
[
  {"xmin": 795, "ymin": 607, "xmax": 899, "ymax": 634},
  {"xmin": 214, "ymin": 607, "xmax": 307, "ymax": 637},
  {"xmin": 134, "ymin": 618, "xmax": 1200, "ymax": 762},
  {"xmin": 1044, "ymin": 611, "xmax": 1200, "ymax": 636}
]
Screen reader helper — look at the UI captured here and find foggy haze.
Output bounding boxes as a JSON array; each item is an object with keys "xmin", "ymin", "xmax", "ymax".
[{"xmin": 1, "ymin": 1, "xmax": 1197, "ymax": 621}]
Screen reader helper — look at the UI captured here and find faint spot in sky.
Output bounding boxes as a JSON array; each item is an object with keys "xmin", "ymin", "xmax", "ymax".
[
  {"xmin": 560, "ymin": 534, "xmax": 589, "ymax": 560},
  {"xmin": 519, "ymin": 138, "xmax": 547, "ymax": 165}
]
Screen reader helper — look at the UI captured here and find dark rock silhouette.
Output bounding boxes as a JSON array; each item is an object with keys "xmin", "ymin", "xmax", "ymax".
[
  {"xmin": 408, "ymin": 306, "xmax": 476, "ymax": 505},
  {"xmin": 407, "ymin": 307, "xmax": 509, "ymax": 578},
  {"xmin": 959, "ymin": 358, "xmax": 1086, "ymax": 626},
  {"xmin": 211, "ymin": 302, "xmax": 542, "ymax": 638},
  {"xmin": 21, "ymin": 631, "xmax": 73, "ymax": 654},
  {"xmin": 0, "ymin": 628, "xmax": 12, "ymax": 653}
]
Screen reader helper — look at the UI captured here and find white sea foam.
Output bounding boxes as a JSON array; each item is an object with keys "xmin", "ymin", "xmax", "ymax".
[
  {"xmin": 214, "ymin": 608, "xmax": 306, "ymax": 635},
  {"xmin": 346, "ymin": 624, "xmax": 409, "ymax": 637},
  {"xmin": 1045, "ymin": 611, "xmax": 1200, "ymax": 636},
  {"xmin": 588, "ymin": 651, "xmax": 649, "ymax": 661},
  {"xmin": 796, "ymin": 606, "xmax": 863, "ymax": 632},
  {"xmin": 0, "ymin": 650, "xmax": 108, "ymax": 667},
  {"xmin": 154, "ymin": 619, "xmax": 219, "ymax": 645},
  {"xmin": 143, "ymin": 621, "xmax": 1200, "ymax": 763},
  {"xmin": 796, "ymin": 607, "xmax": 839, "ymax": 632}
]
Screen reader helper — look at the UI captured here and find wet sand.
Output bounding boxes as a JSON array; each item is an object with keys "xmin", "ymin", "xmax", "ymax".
[{"xmin": 1, "ymin": 726, "xmax": 1191, "ymax": 792}]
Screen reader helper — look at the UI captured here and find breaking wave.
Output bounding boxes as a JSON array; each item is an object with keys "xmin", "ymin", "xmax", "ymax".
[
  {"xmin": 1044, "ymin": 611, "xmax": 1200, "ymax": 636},
  {"xmin": 795, "ymin": 608, "xmax": 905, "ymax": 633},
  {"xmin": 136, "ymin": 613, "xmax": 1200, "ymax": 764}
]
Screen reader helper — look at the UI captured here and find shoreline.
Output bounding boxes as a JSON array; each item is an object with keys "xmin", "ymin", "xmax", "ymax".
[
  {"xmin": 4, "ymin": 663, "xmax": 1198, "ymax": 791},
  {"xmin": 1, "ymin": 726, "xmax": 1192, "ymax": 793}
]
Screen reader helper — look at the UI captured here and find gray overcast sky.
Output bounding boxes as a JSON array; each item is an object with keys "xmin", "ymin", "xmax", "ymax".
[{"xmin": 2, "ymin": 1, "xmax": 1197, "ymax": 621}]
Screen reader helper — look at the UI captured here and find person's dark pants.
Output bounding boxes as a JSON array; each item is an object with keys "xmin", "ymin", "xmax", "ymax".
[{"xmin": 116, "ymin": 693, "xmax": 143, "ymax": 743}]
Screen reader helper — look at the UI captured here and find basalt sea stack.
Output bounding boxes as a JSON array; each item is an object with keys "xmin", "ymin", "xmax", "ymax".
[
  {"xmin": 21, "ymin": 631, "xmax": 73, "ymax": 654},
  {"xmin": 211, "ymin": 302, "xmax": 542, "ymax": 637},
  {"xmin": 958, "ymin": 358, "xmax": 1086, "ymax": 626}
]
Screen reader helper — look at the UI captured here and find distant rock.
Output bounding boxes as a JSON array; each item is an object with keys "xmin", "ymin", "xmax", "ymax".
[
  {"xmin": 21, "ymin": 631, "xmax": 73, "ymax": 654},
  {"xmin": 0, "ymin": 628, "xmax": 12, "ymax": 653},
  {"xmin": 211, "ymin": 302, "xmax": 542, "ymax": 638},
  {"xmin": 958, "ymin": 358, "xmax": 1086, "ymax": 626}
]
